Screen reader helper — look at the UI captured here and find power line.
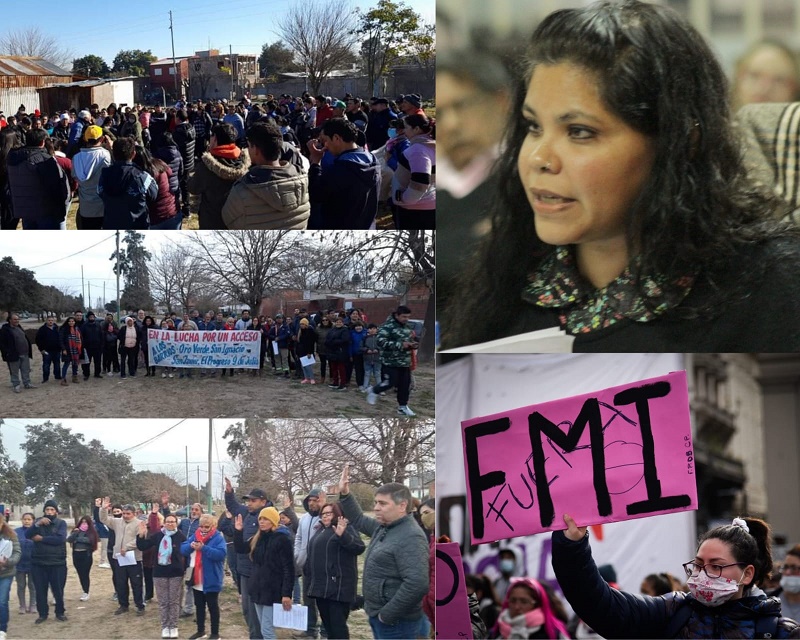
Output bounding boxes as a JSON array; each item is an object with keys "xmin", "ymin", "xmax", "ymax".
[
  {"xmin": 117, "ymin": 419, "xmax": 189, "ymax": 454},
  {"xmin": 24, "ymin": 234, "xmax": 116, "ymax": 269}
]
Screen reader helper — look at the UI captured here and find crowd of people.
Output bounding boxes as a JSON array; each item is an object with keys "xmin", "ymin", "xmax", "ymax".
[
  {"xmin": 0, "ymin": 464, "xmax": 434, "ymax": 640},
  {"xmin": 0, "ymin": 304, "xmax": 423, "ymax": 416},
  {"xmin": 0, "ymin": 93, "xmax": 435, "ymax": 231}
]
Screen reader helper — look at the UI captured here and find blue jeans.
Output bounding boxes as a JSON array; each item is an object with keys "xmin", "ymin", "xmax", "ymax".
[
  {"xmin": 253, "ymin": 602, "xmax": 276, "ymax": 639},
  {"xmin": 0, "ymin": 575, "xmax": 12, "ymax": 632},
  {"xmin": 22, "ymin": 217, "xmax": 66, "ymax": 230},
  {"xmin": 150, "ymin": 214, "xmax": 182, "ymax": 230},
  {"xmin": 62, "ymin": 358, "xmax": 79, "ymax": 378},
  {"xmin": 368, "ymin": 615, "xmax": 427, "ymax": 639},
  {"xmin": 41, "ymin": 350, "xmax": 61, "ymax": 381},
  {"xmin": 363, "ymin": 361, "xmax": 381, "ymax": 387}
]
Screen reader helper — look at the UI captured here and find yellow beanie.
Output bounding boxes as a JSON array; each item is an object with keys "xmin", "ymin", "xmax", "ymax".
[{"xmin": 259, "ymin": 507, "xmax": 280, "ymax": 528}]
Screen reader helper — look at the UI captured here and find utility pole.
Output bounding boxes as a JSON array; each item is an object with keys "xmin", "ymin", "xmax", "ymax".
[
  {"xmin": 103, "ymin": 281, "xmax": 106, "ymax": 310},
  {"xmin": 169, "ymin": 10, "xmax": 179, "ymax": 98},
  {"xmin": 185, "ymin": 446, "xmax": 189, "ymax": 505},
  {"xmin": 81, "ymin": 265, "xmax": 85, "ymax": 310},
  {"xmin": 197, "ymin": 466, "xmax": 200, "ymax": 500},
  {"xmin": 208, "ymin": 419, "xmax": 213, "ymax": 513},
  {"xmin": 115, "ymin": 231, "xmax": 121, "ymax": 324},
  {"xmin": 229, "ymin": 44, "xmax": 234, "ymax": 101},
  {"xmin": 87, "ymin": 281, "xmax": 91, "ymax": 312}
]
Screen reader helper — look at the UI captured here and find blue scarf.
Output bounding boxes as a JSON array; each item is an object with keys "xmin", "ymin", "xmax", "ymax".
[{"xmin": 158, "ymin": 528, "xmax": 177, "ymax": 566}]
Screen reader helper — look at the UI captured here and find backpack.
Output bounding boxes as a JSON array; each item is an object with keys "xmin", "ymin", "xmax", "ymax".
[{"xmin": 663, "ymin": 602, "xmax": 797, "ymax": 639}]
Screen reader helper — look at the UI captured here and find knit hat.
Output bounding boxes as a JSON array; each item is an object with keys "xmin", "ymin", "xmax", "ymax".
[
  {"xmin": 259, "ymin": 507, "xmax": 280, "ymax": 528},
  {"xmin": 299, "ymin": 318, "xmax": 309, "ymax": 326},
  {"xmin": 44, "ymin": 499, "xmax": 59, "ymax": 512},
  {"xmin": 78, "ymin": 109, "xmax": 91, "ymax": 121}
]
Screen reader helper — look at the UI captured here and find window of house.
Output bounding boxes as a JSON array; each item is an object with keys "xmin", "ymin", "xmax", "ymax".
[{"xmin": 154, "ymin": 68, "xmax": 163, "ymax": 76}]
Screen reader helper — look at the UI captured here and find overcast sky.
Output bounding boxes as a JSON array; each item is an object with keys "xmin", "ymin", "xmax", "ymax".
[{"xmin": 1, "ymin": 418, "xmax": 238, "ymax": 499}]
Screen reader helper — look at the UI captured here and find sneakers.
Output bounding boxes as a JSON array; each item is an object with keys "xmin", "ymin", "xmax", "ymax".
[
  {"xmin": 208, "ymin": 635, "xmax": 221, "ymax": 640},
  {"xmin": 24, "ymin": 383, "xmax": 37, "ymax": 389},
  {"xmin": 170, "ymin": 629, "xmax": 179, "ymax": 639},
  {"xmin": 120, "ymin": 374, "xmax": 127, "ymax": 379},
  {"xmin": 162, "ymin": 629, "xmax": 170, "ymax": 639},
  {"xmin": 56, "ymin": 614, "xmax": 68, "ymax": 621},
  {"xmin": 366, "ymin": 389, "xmax": 378, "ymax": 405},
  {"xmin": 80, "ymin": 592, "xmax": 89, "ymax": 601},
  {"xmin": 19, "ymin": 605, "xmax": 26, "ymax": 614},
  {"xmin": 112, "ymin": 593, "xmax": 118, "ymax": 601},
  {"xmin": 188, "ymin": 632, "xmax": 207, "ymax": 640},
  {"xmin": 336, "ymin": 385, "xmax": 347, "ymax": 391},
  {"xmin": 309, "ymin": 380, "xmax": 316, "ymax": 385},
  {"xmin": 180, "ymin": 611, "xmax": 193, "ymax": 618},
  {"xmin": 327, "ymin": 384, "xmax": 338, "ymax": 389},
  {"xmin": 12, "ymin": 385, "xmax": 20, "ymax": 393},
  {"xmin": 34, "ymin": 617, "xmax": 47, "ymax": 624},
  {"xmin": 161, "ymin": 372, "xmax": 167, "ymax": 378},
  {"xmin": 136, "ymin": 607, "xmax": 146, "ymax": 616},
  {"xmin": 168, "ymin": 373, "xmax": 175, "ymax": 378},
  {"xmin": 397, "ymin": 405, "xmax": 416, "ymax": 417},
  {"xmin": 300, "ymin": 379, "xmax": 308, "ymax": 384},
  {"xmin": 98, "ymin": 562, "xmax": 111, "ymax": 568},
  {"xmin": 0, "ymin": 630, "xmax": 7, "ymax": 639}
]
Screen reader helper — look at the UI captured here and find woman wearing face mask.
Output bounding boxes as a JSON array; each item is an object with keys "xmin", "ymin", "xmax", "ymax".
[
  {"xmin": 418, "ymin": 500, "xmax": 436, "ymax": 632},
  {"xmin": 553, "ymin": 514, "xmax": 800, "ymax": 638},
  {"xmin": 778, "ymin": 546, "xmax": 800, "ymax": 627},
  {"xmin": 489, "ymin": 578, "xmax": 570, "ymax": 639},
  {"xmin": 119, "ymin": 110, "xmax": 143, "ymax": 145},
  {"xmin": 66, "ymin": 516, "xmax": 98, "ymax": 602},
  {"xmin": 137, "ymin": 508, "xmax": 186, "ymax": 640},
  {"xmin": 180, "ymin": 513, "xmax": 226, "ymax": 640},
  {"xmin": 14, "ymin": 513, "xmax": 35, "ymax": 614}
]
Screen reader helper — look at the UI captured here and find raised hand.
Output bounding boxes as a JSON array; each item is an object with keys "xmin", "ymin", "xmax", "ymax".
[
  {"xmin": 224, "ymin": 476, "xmax": 233, "ymax": 493},
  {"xmin": 234, "ymin": 513, "xmax": 243, "ymax": 531},
  {"xmin": 563, "ymin": 513, "xmax": 588, "ymax": 542},
  {"xmin": 102, "ymin": 497, "xmax": 111, "ymax": 510},
  {"xmin": 151, "ymin": 502, "xmax": 160, "ymax": 514},
  {"xmin": 334, "ymin": 516, "xmax": 348, "ymax": 537},
  {"xmin": 339, "ymin": 463, "xmax": 350, "ymax": 496},
  {"xmin": 138, "ymin": 520, "xmax": 147, "ymax": 536}
]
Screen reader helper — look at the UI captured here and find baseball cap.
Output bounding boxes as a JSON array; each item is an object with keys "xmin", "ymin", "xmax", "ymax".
[
  {"xmin": 83, "ymin": 125, "xmax": 103, "ymax": 142},
  {"xmin": 243, "ymin": 489, "xmax": 267, "ymax": 500},
  {"xmin": 78, "ymin": 109, "xmax": 91, "ymax": 120},
  {"xmin": 59, "ymin": 113, "xmax": 70, "ymax": 121},
  {"xmin": 333, "ymin": 100, "xmax": 346, "ymax": 109}
]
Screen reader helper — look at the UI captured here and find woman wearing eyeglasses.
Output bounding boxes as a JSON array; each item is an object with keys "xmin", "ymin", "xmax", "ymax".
[
  {"xmin": 488, "ymin": 578, "xmax": 569, "ymax": 639},
  {"xmin": 552, "ymin": 514, "xmax": 800, "ymax": 638}
]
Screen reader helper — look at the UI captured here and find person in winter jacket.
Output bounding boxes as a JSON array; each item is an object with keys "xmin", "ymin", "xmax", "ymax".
[
  {"xmin": 346, "ymin": 321, "xmax": 366, "ymax": 389},
  {"xmin": 35, "ymin": 315, "xmax": 62, "ymax": 383},
  {"xmin": 100, "ymin": 313, "xmax": 120, "ymax": 375},
  {"xmin": 366, "ymin": 306, "xmax": 417, "ymax": 416},
  {"xmin": 134, "ymin": 145, "xmax": 180, "ymax": 231},
  {"xmin": 0, "ymin": 514, "xmax": 22, "ymax": 637},
  {"xmin": 67, "ymin": 109, "xmax": 92, "ymax": 155},
  {"xmin": 225, "ymin": 478, "xmax": 272, "ymax": 640},
  {"xmin": 98, "ymin": 137, "xmax": 158, "ymax": 229},
  {"xmin": 361, "ymin": 323, "xmax": 382, "ymax": 391},
  {"xmin": 337, "ymin": 464, "xmax": 430, "ymax": 639},
  {"xmin": 189, "ymin": 104, "xmax": 213, "ymax": 159},
  {"xmin": 72, "ymin": 125, "xmax": 112, "ymax": 229},
  {"xmin": 137, "ymin": 506, "xmax": 186, "ymax": 638},
  {"xmin": 173, "ymin": 110, "xmax": 196, "ymax": 218},
  {"xmin": 153, "ymin": 132, "xmax": 183, "ymax": 214},
  {"xmin": 58, "ymin": 316, "xmax": 83, "ymax": 386},
  {"xmin": 180, "ymin": 514, "xmax": 226, "ymax": 640},
  {"xmin": 234, "ymin": 507, "xmax": 294, "ymax": 640},
  {"xmin": 119, "ymin": 111, "xmax": 143, "ymax": 145},
  {"xmin": 14, "ymin": 513, "xmax": 36, "ymax": 614},
  {"xmin": 314, "ymin": 316, "xmax": 333, "ymax": 384},
  {"xmin": 295, "ymin": 489, "xmax": 326, "ymax": 638},
  {"xmin": 553, "ymin": 514, "xmax": 800, "ymax": 639},
  {"xmin": 188, "ymin": 123, "xmax": 251, "ymax": 229},
  {"xmin": 6, "ymin": 128, "xmax": 70, "ymax": 229},
  {"xmin": 324, "ymin": 317, "xmax": 351, "ymax": 390},
  {"xmin": 295, "ymin": 318, "xmax": 317, "ymax": 383},
  {"xmin": 0, "ymin": 313, "xmax": 35, "ymax": 393},
  {"xmin": 268, "ymin": 315, "xmax": 293, "ymax": 377},
  {"xmin": 391, "ymin": 114, "xmax": 435, "ymax": 230},
  {"xmin": 117, "ymin": 316, "xmax": 142, "ymax": 378},
  {"xmin": 80, "ymin": 311, "xmax": 103, "ymax": 380},
  {"xmin": 307, "ymin": 117, "xmax": 381, "ymax": 229},
  {"xmin": 222, "ymin": 122, "xmax": 309, "ymax": 229},
  {"xmin": 488, "ymin": 577, "xmax": 570, "ymax": 639},
  {"xmin": 99, "ymin": 499, "xmax": 146, "ymax": 616},
  {"xmin": 25, "ymin": 500, "xmax": 68, "ymax": 623},
  {"xmin": 304, "ymin": 502, "xmax": 365, "ymax": 639},
  {"xmin": 67, "ymin": 515, "xmax": 99, "ymax": 601},
  {"xmin": 149, "ymin": 105, "xmax": 168, "ymax": 150}
]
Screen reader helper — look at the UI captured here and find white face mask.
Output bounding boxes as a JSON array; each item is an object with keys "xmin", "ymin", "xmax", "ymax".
[
  {"xmin": 687, "ymin": 571, "xmax": 744, "ymax": 607},
  {"xmin": 781, "ymin": 575, "xmax": 800, "ymax": 594}
]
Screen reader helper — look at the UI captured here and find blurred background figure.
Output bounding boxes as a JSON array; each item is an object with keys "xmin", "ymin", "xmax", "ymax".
[
  {"xmin": 732, "ymin": 40, "xmax": 800, "ymax": 109},
  {"xmin": 437, "ymin": 50, "xmax": 511, "ymax": 308}
]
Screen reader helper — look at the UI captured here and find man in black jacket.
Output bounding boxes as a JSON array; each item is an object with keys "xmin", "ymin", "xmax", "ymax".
[
  {"xmin": 0, "ymin": 313, "xmax": 35, "ymax": 393},
  {"xmin": 35, "ymin": 314, "xmax": 62, "ymax": 382},
  {"xmin": 173, "ymin": 109, "xmax": 196, "ymax": 218},
  {"xmin": 6, "ymin": 128, "xmax": 70, "ymax": 229},
  {"xmin": 80, "ymin": 311, "xmax": 104, "ymax": 380},
  {"xmin": 26, "ymin": 499, "xmax": 68, "ymax": 623},
  {"xmin": 306, "ymin": 118, "xmax": 380, "ymax": 229}
]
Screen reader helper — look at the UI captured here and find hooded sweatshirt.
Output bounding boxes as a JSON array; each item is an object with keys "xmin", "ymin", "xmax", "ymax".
[
  {"xmin": 73, "ymin": 145, "xmax": 113, "ymax": 219},
  {"xmin": 188, "ymin": 149, "xmax": 251, "ymax": 229},
  {"xmin": 221, "ymin": 162, "xmax": 310, "ymax": 229},
  {"xmin": 98, "ymin": 161, "xmax": 158, "ymax": 229}
]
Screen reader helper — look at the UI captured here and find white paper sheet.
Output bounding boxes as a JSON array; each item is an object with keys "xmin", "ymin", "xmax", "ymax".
[
  {"xmin": 116, "ymin": 550, "xmax": 137, "ymax": 566},
  {"xmin": 273, "ymin": 604, "xmax": 308, "ymax": 630}
]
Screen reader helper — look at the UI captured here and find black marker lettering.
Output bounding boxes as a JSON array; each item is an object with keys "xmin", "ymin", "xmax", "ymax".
[
  {"xmin": 464, "ymin": 418, "xmax": 510, "ymax": 539},
  {"xmin": 613, "ymin": 382, "xmax": 692, "ymax": 515},
  {"xmin": 435, "ymin": 549, "xmax": 460, "ymax": 607}
]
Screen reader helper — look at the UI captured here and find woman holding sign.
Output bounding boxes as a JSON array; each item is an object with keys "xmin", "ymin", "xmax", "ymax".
[
  {"xmin": 441, "ymin": 0, "xmax": 800, "ymax": 351},
  {"xmin": 553, "ymin": 515, "xmax": 800, "ymax": 638}
]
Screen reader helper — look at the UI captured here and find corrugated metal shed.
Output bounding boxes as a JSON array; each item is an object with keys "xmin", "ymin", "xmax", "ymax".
[
  {"xmin": 0, "ymin": 56, "xmax": 71, "ymax": 77},
  {"xmin": 0, "ymin": 56, "xmax": 73, "ymax": 116}
]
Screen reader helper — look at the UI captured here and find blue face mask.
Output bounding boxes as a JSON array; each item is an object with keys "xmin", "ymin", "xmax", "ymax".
[
  {"xmin": 280, "ymin": 126, "xmax": 288, "ymax": 134},
  {"xmin": 500, "ymin": 558, "xmax": 515, "ymax": 574},
  {"xmin": 387, "ymin": 128, "xmax": 397, "ymax": 139}
]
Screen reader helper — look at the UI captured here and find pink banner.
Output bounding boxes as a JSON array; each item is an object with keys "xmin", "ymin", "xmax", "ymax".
[
  {"xmin": 462, "ymin": 371, "xmax": 697, "ymax": 544},
  {"xmin": 436, "ymin": 542, "xmax": 473, "ymax": 640}
]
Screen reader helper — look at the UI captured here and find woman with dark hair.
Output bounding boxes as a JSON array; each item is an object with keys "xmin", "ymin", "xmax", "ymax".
[
  {"xmin": 14, "ymin": 513, "xmax": 35, "ymax": 614},
  {"xmin": 314, "ymin": 316, "xmax": 333, "ymax": 384},
  {"xmin": 554, "ymin": 514, "xmax": 800, "ymax": 638},
  {"xmin": 139, "ymin": 315, "xmax": 157, "ymax": 376},
  {"xmin": 153, "ymin": 131, "xmax": 184, "ymax": 214},
  {"xmin": 466, "ymin": 574, "xmax": 502, "ymax": 632},
  {"xmin": 59, "ymin": 316, "xmax": 82, "ymax": 386},
  {"xmin": 641, "ymin": 572, "xmax": 680, "ymax": 597},
  {"xmin": 489, "ymin": 578, "xmax": 570, "ymax": 639},
  {"xmin": 0, "ymin": 514, "xmax": 21, "ymax": 640},
  {"xmin": 0, "ymin": 129, "xmax": 21, "ymax": 229},
  {"xmin": 67, "ymin": 515, "xmax": 98, "ymax": 601},
  {"xmin": 133, "ymin": 145, "xmax": 180, "ymax": 230},
  {"xmin": 250, "ymin": 315, "xmax": 268, "ymax": 376},
  {"xmin": 391, "ymin": 113, "xmax": 436, "ymax": 230},
  {"xmin": 304, "ymin": 502, "xmax": 365, "ymax": 639},
  {"xmin": 442, "ymin": 0, "xmax": 800, "ymax": 351}
]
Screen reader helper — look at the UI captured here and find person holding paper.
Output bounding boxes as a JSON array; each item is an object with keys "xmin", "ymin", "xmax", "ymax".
[
  {"xmin": 180, "ymin": 514, "xmax": 226, "ymax": 640},
  {"xmin": 233, "ymin": 508, "xmax": 294, "ymax": 640},
  {"xmin": 25, "ymin": 500, "xmax": 68, "ymax": 624},
  {"xmin": 137, "ymin": 509, "xmax": 186, "ymax": 640},
  {"xmin": 295, "ymin": 318, "xmax": 318, "ymax": 384},
  {"xmin": 441, "ymin": 0, "xmax": 800, "ymax": 352},
  {"xmin": 98, "ymin": 498, "xmax": 146, "ymax": 617},
  {"xmin": 553, "ymin": 514, "xmax": 800, "ymax": 638},
  {"xmin": 304, "ymin": 502, "xmax": 365, "ymax": 639},
  {"xmin": 294, "ymin": 489, "xmax": 326, "ymax": 639},
  {"xmin": 337, "ymin": 464, "xmax": 429, "ymax": 639},
  {"xmin": 0, "ymin": 514, "xmax": 22, "ymax": 640}
]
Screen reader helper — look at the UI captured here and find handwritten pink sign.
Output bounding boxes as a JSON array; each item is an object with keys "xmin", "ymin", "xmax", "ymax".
[
  {"xmin": 462, "ymin": 371, "xmax": 697, "ymax": 544},
  {"xmin": 436, "ymin": 542, "xmax": 473, "ymax": 640}
]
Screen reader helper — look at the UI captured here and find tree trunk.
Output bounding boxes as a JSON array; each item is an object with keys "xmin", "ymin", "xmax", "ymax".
[{"xmin": 418, "ymin": 289, "xmax": 435, "ymax": 362}]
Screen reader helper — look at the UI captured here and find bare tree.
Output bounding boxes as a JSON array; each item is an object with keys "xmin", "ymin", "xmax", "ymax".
[
  {"xmin": 0, "ymin": 26, "xmax": 74, "ymax": 70},
  {"xmin": 148, "ymin": 245, "xmax": 214, "ymax": 313},
  {"xmin": 277, "ymin": 1, "xmax": 358, "ymax": 95}
]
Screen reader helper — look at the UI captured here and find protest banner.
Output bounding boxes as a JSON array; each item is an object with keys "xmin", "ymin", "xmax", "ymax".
[
  {"xmin": 462, "ymin": 371, "xmax": 697, "ymax": 544},
  {"xmin": 436, "ymin": 542, "xmax": 473, "ymax": 640},
  {"xmin": 148, "ymin": 329, "xmax": 260, "ymax": 369}
]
